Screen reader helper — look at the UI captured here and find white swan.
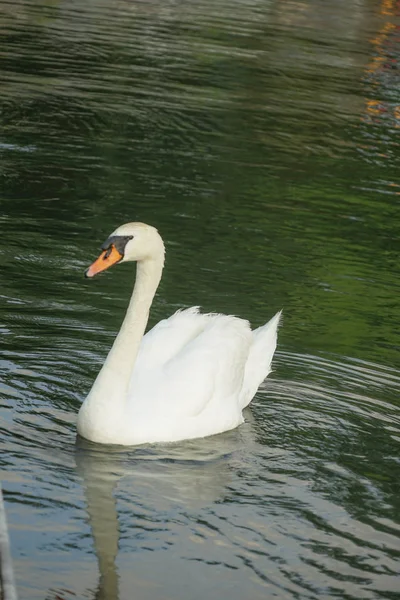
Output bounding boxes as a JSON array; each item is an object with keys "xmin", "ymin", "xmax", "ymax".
[{"xmin": 77, "ymin": 222, "xmax": 281, "ymax": 445}]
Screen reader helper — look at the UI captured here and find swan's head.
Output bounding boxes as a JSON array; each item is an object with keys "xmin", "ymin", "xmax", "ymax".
[{"xmin": 85, "ymin": 222, "xmax": 165, "ymax": 278}]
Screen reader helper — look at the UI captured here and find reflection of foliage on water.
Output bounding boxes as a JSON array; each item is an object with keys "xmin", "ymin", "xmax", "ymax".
[
  {"xmin": 361, "ymin": 0, "xmax": 400, "ymax": 169},
  {"xmin": 1, "ymin": 0, "xmax": 399, "ymax": 368}
]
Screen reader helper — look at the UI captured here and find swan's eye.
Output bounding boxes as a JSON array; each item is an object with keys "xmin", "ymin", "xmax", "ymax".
[{"xmin": 103, "ymin": 246, "xmax": 113, "ymax": 260}]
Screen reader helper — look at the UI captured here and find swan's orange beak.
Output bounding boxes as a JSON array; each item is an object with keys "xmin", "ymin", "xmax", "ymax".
[{"xmin": 85, "ymin": 245, "xmax": 123, "ymax": 278}]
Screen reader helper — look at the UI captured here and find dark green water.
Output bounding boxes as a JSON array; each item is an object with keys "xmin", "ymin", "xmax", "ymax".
[{"xmin": 1, "ymin": 0, "xmax": 400, "ymax": 598}]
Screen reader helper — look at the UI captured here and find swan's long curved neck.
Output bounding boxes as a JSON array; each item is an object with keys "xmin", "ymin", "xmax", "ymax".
[
  {"xmin": 105, "ymin": 256, "xmax": 163, "ymax": 382},
  {"xmin": 79, "ymin": 254, "xmax": 164, "ymax": 434}
]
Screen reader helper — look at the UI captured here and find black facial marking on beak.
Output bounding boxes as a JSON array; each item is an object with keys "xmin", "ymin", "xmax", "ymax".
[{"xmin": 100, "ymin": 235, "xmax": 133, "ymax": 255}]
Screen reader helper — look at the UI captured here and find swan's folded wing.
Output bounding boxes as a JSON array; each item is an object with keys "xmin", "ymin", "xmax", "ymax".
[
  {"xmin": 126, "ymin": 313, "xmax": 253, "ymax": 444},
  {"xmin": 127, "ymin": 307, "xmax": 213, "ymax": 408},
  {"xmin": 132, "ymin": 307, "xmax": 209, "ymax": 372},
  {"xmin": 139, "ymin": 314, "xmax": 252, "ymax": 419}
]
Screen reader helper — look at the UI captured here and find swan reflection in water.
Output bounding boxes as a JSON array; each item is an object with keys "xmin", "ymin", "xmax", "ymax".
[{"xmin": 75, "ymin": 413, "xmax": 257, "ymax": 599}]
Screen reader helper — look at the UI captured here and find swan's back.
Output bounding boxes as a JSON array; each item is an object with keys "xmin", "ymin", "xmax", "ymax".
[
  {"xmin": 127, "ymin": 308, "xmax": 281, "ymax": 435},
  {"xmin": 126, "ymin": 309, "xmax": 255, "ymax": 443},
  {"xmin": 130, "ymin": 307, "xmax": 252, "ymax": 404}
]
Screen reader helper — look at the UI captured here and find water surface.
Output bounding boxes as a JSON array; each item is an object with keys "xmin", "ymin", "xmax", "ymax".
[{"xmin": 1, "ymin": 0, "xmax": 400, "ymax": 598}]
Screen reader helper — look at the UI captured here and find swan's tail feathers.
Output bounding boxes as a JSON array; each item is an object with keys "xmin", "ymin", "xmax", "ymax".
[{"xmin": 239, "ymin": 310, "xmax": 282, "ymax": 409}]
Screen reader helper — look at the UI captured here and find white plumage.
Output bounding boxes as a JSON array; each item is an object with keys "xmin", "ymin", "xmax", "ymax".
[{"xmin": 77, "ymin": 222, "xmax": 281, "ymax": 445}]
